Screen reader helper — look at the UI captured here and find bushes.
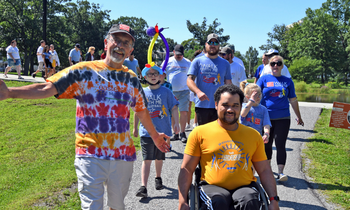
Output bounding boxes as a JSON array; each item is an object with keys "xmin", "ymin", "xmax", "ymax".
[{"xmin": 294, "ymin": 81, "xmax": 308, "ymax": 92}]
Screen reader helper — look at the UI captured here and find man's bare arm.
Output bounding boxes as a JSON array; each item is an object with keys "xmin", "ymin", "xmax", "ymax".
[
  {"xmin": 187, "ymin": 75, "xmax": 209, "ymax": 101},
  {"xmin": 178, "ymin": 154, "xmax": 200, "ymax": 210},
  {"xmin": 0, "ymin": 80, "xmax": 58, "ymax": 101}
]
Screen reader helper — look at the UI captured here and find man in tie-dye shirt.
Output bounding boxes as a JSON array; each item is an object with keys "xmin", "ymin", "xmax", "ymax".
[{"xmin": 0, "ymin": 24, "xmax": 170, "ymax": 210}]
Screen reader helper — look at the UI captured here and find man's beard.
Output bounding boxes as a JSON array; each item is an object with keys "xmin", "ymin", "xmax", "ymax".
[
  {"xmin": 220, "ymin": 112, "xmax": 238, "ymax": 125},
  {"xmin": 206, "ymin": 47, "xmax": 219, "ymax": 56},
  {"xmin": 110, "ymin": 47, "xmax": 125, "ymax": 63}
]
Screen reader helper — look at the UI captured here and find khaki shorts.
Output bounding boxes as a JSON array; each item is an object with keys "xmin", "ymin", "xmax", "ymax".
[
  {"xmin": 38, "ymin": 62, "xmax": 44, "ymax": 71},
  {"xmin": 74, "ymin": 157, "xmax": 133, "ymax": 210}
]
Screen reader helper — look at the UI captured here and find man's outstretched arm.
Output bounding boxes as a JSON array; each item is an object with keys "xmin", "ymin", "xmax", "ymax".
[{"xmin": 0, "ymin": 80, "xmax": 58, "ymax": 101}]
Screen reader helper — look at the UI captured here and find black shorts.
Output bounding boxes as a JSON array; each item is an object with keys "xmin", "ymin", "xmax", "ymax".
[
  {"xmin": 140, "ymin": 137, "xmax": 165, "ymax": 160},
  {"xmin": 45, "ymin": 59, "xmax": 52, "ymax": 69},
  {"xmin": 195, "ymin": 107, "xmax": 218, "ymax": 125}
]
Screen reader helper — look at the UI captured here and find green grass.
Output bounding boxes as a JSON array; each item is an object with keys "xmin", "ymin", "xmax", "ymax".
[
  {"xmin": 0, "ymin": 81, "xmax": 139, "ymax": 209},
  {"xmin": 303, "ymin": 109, "xmax": 350, "ymax": 209}
]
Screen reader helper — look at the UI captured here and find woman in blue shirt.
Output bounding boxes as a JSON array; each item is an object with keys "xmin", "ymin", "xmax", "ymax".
[
  {"xmin": 42, "ymin": 45, "xmax": 52, "ymax": 78},
  {"xmin": 257, "ymin": 55, "xmax": 304, "ymax": 182}
]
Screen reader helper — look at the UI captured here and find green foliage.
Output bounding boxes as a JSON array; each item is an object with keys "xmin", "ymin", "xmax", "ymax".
[
  {"xmin": 326, "ymin": 81, "xmax": 341, "ymax": 89},
  {"xmin": 288, "ymin": 57, "xmax": 322, "ymax": 83},
  {"xmin": 303, "ymin": 109, "xmax": 350, "ymax": 209},
  {"xmin": 244, "ymin": 46, "xmax": 259, "ymax": 75},
  {"xmin": 320, "ymin": 85, "xmax": 331, "ymax": 94},
  {"xmin": 186, "ymin": 17, "xmax": 230, "ymax": 47},
  {"xmin": 294, "ymin": 81, "xmax": 308, "ymax": 92}
]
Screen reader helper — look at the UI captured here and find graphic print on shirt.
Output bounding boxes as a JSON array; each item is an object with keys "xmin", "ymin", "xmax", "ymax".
[
  {"xmin": 199, "ymin": 63, "xmax": 220, "ymax": 85},
  {"xmin": 267, "ymin": 81, "xmax": 288, "ymax": 98},
  {"xmin": 147, "ymin": 94, "xmax": 167, "ymax": 119},
  {"xmin": 211, "ymin": 140, "xmax": 250, "ymax": 173},
  {"xmin": 245, "ymin": 112, "xmax": 262, "ymax": 125}
]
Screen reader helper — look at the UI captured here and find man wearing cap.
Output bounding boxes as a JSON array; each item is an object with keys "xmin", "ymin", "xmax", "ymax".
[
  {"xmin": 162, "ymin": 44, "xmax": 192, "ymax": 143},
  {"xmin": 227, "ymin": 44, "xmax": 245, "ymax": 69},
  {"xmin": 187, "ymin": 33, "xmax": 232, "ymax": 126},
  {"xmin": 254, "ymin": 53, "xmax": 269, "ymax": 83},
  {"xmin": 259, "ymin": 49, "xmax": 291, "ymax": 78},
  {"xmin": 123, "ymin": 51, "xmax": 141, "ymax": 76},
  {"xmin": 69, "ymin": 43, "xmax": 82, "ymax": 66},
  {"xmin": 219, "ymin": 46, "xmax": 247, "ymax": 87},
  {"xmin": 0, "ymin": 23, "xmax": 170, "ymax": 210}
]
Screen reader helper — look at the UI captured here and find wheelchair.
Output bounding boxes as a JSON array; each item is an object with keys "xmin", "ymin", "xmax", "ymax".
[{"xmin": 188, "ymin": 166, "xmax": 269, "ymax": 210}]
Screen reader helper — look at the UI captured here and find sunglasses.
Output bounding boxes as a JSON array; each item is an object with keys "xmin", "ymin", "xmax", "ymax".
[
  {"xmin": 270, "ymin": 61, "xmax": 283, "ymax": 67},
  {"xmin": 146, "ymin": 72, "xmax": 159, "ymax": 77},
  {"xmin": 220, "ymin": 53, "xmax": 226, "ymax": 56},
  {"xmin": 207, "ymin": 41, "xmax": 219, "ymax": 46}
]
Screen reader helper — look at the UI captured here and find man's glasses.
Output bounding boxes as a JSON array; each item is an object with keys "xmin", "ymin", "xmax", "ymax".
[
  {"xmin": 270, "ymin": 61, "xmax": 283, "ymax": 67},
  {"xmin": 219, "ymin": 53, "xmax": 226, "ymax": 56},
  {"xmin": 207, "ymin": 41, "xmax": 219, "ymax": 46},
  {"xmin": 109, "ymin": 35, "xmax": 132, "ymax": 48},
  {"xmin": 146, "ymin": 72, "xmax": 159, "ymax": 77}
]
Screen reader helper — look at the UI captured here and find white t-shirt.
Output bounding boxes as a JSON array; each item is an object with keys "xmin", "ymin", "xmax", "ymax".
[
  {"xmin": 230, "ymin": 61, "xmax": 247, "ymax": 87},
  {"xmin": 37, "ymin": 46, "xmax": 44, "ymax": 62},
  {"xmin": 6, "ymin": 46, "xmax": 20, "ymax": 59},
  {"xmin": 233, "ymin": 56, "xmax": 245, "ymax": 69},
  {"xmin": 162, "ymin": 56, "xmax": 191, "ymax": 91},
  {"xmin": 260, "ymin": 64, "xmax": 291, "ymax": 78}
]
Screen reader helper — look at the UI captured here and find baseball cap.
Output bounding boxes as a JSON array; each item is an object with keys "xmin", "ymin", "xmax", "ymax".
[
  {"xmin": 174, "ymin": 44, "xmax": 184, "ymax": 55},
  {"xmin": 75, "ymin": 43, "xmax": 80, "ymax": 48},
  {"xmin": 142, "ymin": 65, "xmax": 163, "ymax": 77},
  {"xmin": 265, "ymin": 49, "xmax": 279, "ymax": 56},
  {"xmin": 220, "ymin": 46, "xmax": 232, "ymax": 54},
  {"xmin": 226, "ymin": 44, "xmax": 235, "ymax": 52},
  {"xmin": 207, "ymin": 33, "xmax": 219, "ymax": 43},
  {"xmin": 108, "ymin": 24, "xmax": 135, "ymax": 41}
]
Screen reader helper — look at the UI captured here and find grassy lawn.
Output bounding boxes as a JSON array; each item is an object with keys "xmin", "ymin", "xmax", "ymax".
[{"xmin": 303, "ymin": 109, "xmax": 350, "ymax": 209}]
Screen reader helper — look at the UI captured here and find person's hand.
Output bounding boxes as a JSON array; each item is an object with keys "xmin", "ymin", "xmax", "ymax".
[
  {"xmin": 151, "ymin": 133, "xmax": 170, "ymax": 153},
  {"xmin": 0, "ymin": 80, "xmax": 9, "ymax": 101},
  {"xmin": 173, "ymin": 123, "xmax": 180, "ymax": 135},
  {"xmin": 178, "ymin": 202, "xmax": 190, "ymax": 210},
  {"xmin": 262, "ymin": 135, "xmax": 269, "ymax": 144},
  {"xmin": 296, "ymin": 118, "xmax": 304, "ymax": 126},
  {"xmin": 196, "ymin": 91, "xmax": 209, "ymax": 101},
  {"xmin": 133, "ymin": 127, "xmax": 138, "ymax": 137},
  {"xmin": 250, "ymin": 91, "xmax": 260, "ymax": 103},
  {"xmin": 268, "ymin": 200, "xmax": 280, "ymax": 210}
]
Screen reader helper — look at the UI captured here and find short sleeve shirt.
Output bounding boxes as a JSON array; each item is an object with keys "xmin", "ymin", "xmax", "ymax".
[
  {"xmin": 37, "ymin": 46, "xmax": 44, "ymax": 62},
  {"xmin": 69, "ymin": 49, "xmax": 81, "ymax": 62},
  {"xmin": 240, "ymin": 104, "xmax": 271, "ymax": 135},
  {"xmin": 123, "ymin": 58, "xmax": 139, "ymax": 75},
  {"xmin": 6, "ymin": 46, "xmax": 20, "ymax": 59},
  {"xmin": 47, "ymin": 60, "xmax": 146, "ymax": 161}
]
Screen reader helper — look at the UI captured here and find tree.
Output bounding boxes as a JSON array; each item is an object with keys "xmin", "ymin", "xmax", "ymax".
[
  {"xmin": 186, "ymin": 17, "xmax": 230, "ymax": 47},
  {"xmin": 260, "ymin": 24, "xmax": 290, "ymax": 59},
  {"xmin": 110, "ymin": 16, "xmax": 149, "ymax": 68},
  {"xmin": 289, "ymin": 57, "xmax": 322, "ymax": 83},
  {"xmin": 244, "ymin": 46, "xmax": 259, "ymax": 76}
]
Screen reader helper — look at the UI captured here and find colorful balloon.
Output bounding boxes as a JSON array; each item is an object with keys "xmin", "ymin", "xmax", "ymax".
[{"xmin": 145, "ymin": 24, "xmax": 169, "ymax": 73}]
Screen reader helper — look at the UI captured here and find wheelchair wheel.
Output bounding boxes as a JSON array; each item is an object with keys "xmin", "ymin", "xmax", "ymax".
[
  {"xmin": 189, "ymin": 183, "xmax": 199, "ymax": 210},
  {"xmin": 257, "ymin": 183, "xmax": 269, "ymax": 210}
]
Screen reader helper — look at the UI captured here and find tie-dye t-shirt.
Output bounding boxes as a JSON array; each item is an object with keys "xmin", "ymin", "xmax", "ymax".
[{"xmin": 47, "ymin": 60, "xmax": 147, "ymax": 161}]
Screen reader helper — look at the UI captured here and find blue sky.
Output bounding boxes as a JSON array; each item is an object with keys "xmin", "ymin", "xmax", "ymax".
[{"xmin": 92, "ymin": 0, "xmax": 324, "ymax": 57}]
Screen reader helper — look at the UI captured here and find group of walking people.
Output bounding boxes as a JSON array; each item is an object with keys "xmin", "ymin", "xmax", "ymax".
[{"xmin": 0, "ymin": 22, "xmax": 306, "ymax": 210}]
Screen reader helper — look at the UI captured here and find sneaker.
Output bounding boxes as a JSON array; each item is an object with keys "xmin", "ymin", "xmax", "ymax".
[
  {"xmin": 32, "ymin": 73, "xmax": 36, "ymax": 78},
  {"xmin": 185, "ymin": 123, "xmax": 191, "ymax": 130},
  {"xmin": 4, "ymin": 74, "xmax": 8, "ymax": 78},
  {"xmin": 170, "ymin": 133, "xmax": 179, "ymax": 141},
  {"xmin": 18, "ymin": 76, "xmax": 24, "ymax": 79},
  {"xmin": 169, "ymin": 143, "xmax": 172, "ymax": 151},
  {"xmin": 155, "ymin": 177, "xmax": 164, "ymax": 190},
  {"xmin": 136, "ymin": 186, "xmax": 148, "ymax": 198},
  {"xmin": 180, "ymin": 132, "xmax": 187, "ymax": 143},
  {"xmin": 277, "ymin": 173, "xmax": 288, "ymax": 182},
  {"xmin": 193, "ymin": 123, "xmax": 198, "ymax": 128}
]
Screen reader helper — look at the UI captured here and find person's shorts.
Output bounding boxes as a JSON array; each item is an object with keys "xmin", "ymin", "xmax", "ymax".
[
  {"xmin": 45, "ymin": 59, "xmax": 52, "ymax": 69},
  {"xmin": 52, "ymin": 60, "xmax": 56, "ymax": 67},
  {"xmin": 74, "ymin": 157, "xmax": 133, "ymax": 210},
  {"xmin": 141, "ymin": 136, "xmax": 165, "ymax": 160},
  {"xmin": 190, "ymin": 91, "xmax": 195, "ymax": 102},
  {"xmin": 173, "ymin": 90, "xmax": 190, "ymax": 112},
  {"xmin": 195, "ymin": 107, "xmax": 218, "ymax": 125},
  {"xmin": 7, "ymin": 58, "xmax": 21, "ymax": 67},
  {"xmin": 38, "ymin": 62, "xmax": 44, "ymax": 71}
]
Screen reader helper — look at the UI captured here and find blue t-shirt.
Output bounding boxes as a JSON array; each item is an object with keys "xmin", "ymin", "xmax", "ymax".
[
  {"xmin": 256, "ymin": 75, "xmax": 296, "ymax": 120},
  {"xmin": 240, "ymin": 103, "xmax": 271, "ymax": 135},
  {"xmin": 43, "ymin": 52, "xmax": 51, "ymax": 60},
  {"xmin": 123, "ymin": 58, "xmax": 139, "ymax": 75},
  {"xmin": 187, "ymin": 55, "xmax": 231, "ymax": 108},
  {"xmin": 254, "ymin": 64, "xmax": 264, "ymax": 80},
  {"xmin": 69, "ymin": 49, "xmax": 81, "ymax": 62},
  {"xmin": 139, "ymin": 86, "xmax": 179, "ymax": 137}
]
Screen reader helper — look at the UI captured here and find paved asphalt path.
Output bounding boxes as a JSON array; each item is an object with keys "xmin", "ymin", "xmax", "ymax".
[{"xmin": 102, "ymin": 103, "xmax": 340, "ymax": 210}]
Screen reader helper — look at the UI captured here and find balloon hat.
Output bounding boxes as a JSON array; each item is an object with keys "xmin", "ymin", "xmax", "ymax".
[{"xmin": 145, "ymin": 24, "xmax": 169, "ymax": 73}]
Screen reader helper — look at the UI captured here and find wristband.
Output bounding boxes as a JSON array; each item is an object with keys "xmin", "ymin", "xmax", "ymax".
[
  {"xmin": 249, "ymin": 99, "xmax": 255, "ymax": 103},
  {"xmin": 263, "ymin": 132, "xmax": 269, "ymax": 138}
]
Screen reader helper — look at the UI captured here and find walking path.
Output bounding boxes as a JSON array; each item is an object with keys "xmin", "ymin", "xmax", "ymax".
[{"xmin": 1, "ymin": 73, "xmax": 46, "ymax": 83}]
